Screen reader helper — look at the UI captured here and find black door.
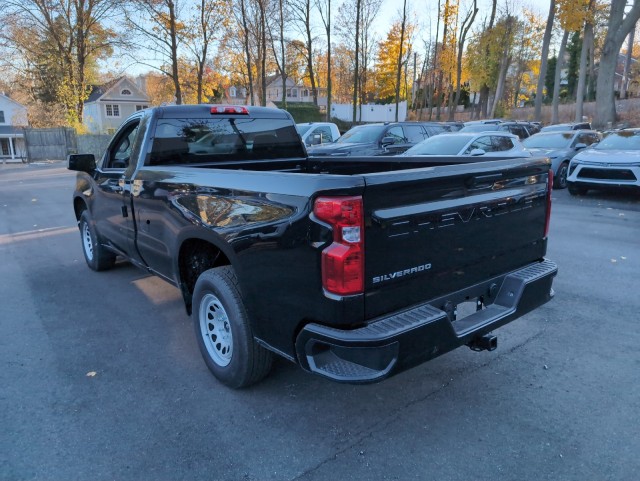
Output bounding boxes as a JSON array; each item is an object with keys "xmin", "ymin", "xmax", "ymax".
[{"xmin": 92, "ymin": 118, "xmax": 142, "ymax": 258}]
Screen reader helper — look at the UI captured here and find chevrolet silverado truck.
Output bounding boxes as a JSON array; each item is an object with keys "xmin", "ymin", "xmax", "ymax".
[{"xmin": 68, "ymin": 105, "xmax": 557, "ymax": 388}]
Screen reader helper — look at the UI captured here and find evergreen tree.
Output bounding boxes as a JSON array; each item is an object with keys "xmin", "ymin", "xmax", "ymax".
[
  {"xmin": 545, "ymin": 56, "xmax": 557, "ymax": 103},
  {"xmin": 566, "ymin": 31, "xmax": 582, "ymax": 99}
]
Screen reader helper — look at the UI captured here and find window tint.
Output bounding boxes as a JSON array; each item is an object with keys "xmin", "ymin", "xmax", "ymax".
[
  {"xmin": 337, "ymin": 125, "xmax": 385, "ymax": 143},
  {"xmin": 574, "ymin": 133, "xmax": 599, "ymax": 146},
  {"xmin": 424, "ymin": 125, "xmax": 448, "ymax": 137},
  {"xmin": 104, "ymin": 120, "xmax": 141, "ymax": 169},
  {"xmin": 316, "ymin": 126, "xmax": 334, "ymax": 143},
  {"xmin": 508, "ymin": 125, "xmax": 527, "ymax": 139},
  {"xmin": 385, "ymin": 126, "xmax": 405, "ymax": 143},
  {"xmin": 147, "ymin": 118, "xmax": 305, "ymax": 166},
  {"xmin": 465, "ymin": 136, "xmax": 494, "ymax": 153},
  {"xmin": 492, "ymin": 136, "xmax": 515, "ymax": 151},
  {"xmin": 404, "ymin": 125, "xmax": 427, "ymax": 142}
]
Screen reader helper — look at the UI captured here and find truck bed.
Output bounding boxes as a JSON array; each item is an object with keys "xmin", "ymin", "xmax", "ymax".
[{"xmin": 169, "ymin": 154, "xmax": 537, "ymax": 174}]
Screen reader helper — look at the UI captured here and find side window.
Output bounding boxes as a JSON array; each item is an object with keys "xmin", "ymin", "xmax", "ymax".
[
  {"xmin": 583, "ymin": 133, "xmax": 598, "ymax": 146},
  {"xmin": 404, "ymin": 125, "xmax": 426, "ymax": 142},
  {"xmin": 509, "ymin": 125, "xmax": 527, "ymax": 139},
  {"xmin": 465, "ymin": 136, "xmax": 493, "ymax": 153},
  {"xmin": 492, "ymin": 136, "xmax": 515, "ymax": 151},
  {"xmin": 104, "ymin": 120, "xmax": 141, "ymax": 169},
  {"xmin": 385, "ymin": 126, "xmax": 405, "ymax": 143},
  {"xmin": 316, "ymin": 126, "xmax": 334, "ymax": 143}
]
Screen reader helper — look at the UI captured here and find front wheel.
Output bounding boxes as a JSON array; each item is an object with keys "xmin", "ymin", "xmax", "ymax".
[
  {"xmin": 192, "ymin": 266, "xmax": 273, "ymax": 388},
  {"xmin": 555, "ymin": 161, "xmax": 569, "ymax": 189},
  {"xmin": 79, "ymin": 210, "xmax": 116, "ymax": 271}
]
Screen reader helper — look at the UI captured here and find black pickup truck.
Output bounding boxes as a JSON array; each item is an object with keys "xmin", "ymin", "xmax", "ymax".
[{"xmin": 68, "ymin": 105, "xmax": 557, "ymax": 388}]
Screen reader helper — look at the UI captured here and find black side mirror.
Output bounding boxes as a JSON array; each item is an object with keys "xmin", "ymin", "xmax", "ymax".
[
  {"xmin": 68, "ymin": 154, "xmax": 96, "ymax": 173},
  {"xmin": 381, "ymin": 136, "xmax": 396, "ymax": 146}
]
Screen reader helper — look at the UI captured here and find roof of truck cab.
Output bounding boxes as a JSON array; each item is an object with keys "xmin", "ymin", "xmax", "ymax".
[{"xmin": 153, "ymin": 104, "xmax": 292, "ymax": 119}]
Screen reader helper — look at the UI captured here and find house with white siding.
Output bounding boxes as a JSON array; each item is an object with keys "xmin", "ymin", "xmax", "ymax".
[
  {"xmin": 83, "ymin": 77, "xmax": 150, "ymax": 134},
  {"xmin": 265, "ymin": 75, "xmax": 327, "ymax": 108},
  {"xmin": 0, "ymin": 93, "xmax": 28, "ymax": 163}
]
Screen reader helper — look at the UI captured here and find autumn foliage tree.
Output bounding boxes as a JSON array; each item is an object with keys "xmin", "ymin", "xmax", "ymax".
[
  {"xmin": 1, "ymin": 0, "xmax": 118, "ymax": 127},
  {"xmin": 375, "ymin": 20, "xmax": 414, "ymax": 103}
]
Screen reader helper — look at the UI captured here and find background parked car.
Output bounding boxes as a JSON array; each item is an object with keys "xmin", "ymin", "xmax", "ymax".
[
  {"xmin": 296, "ymin": 122, "xmax": 341, "ymax": 147},
  {"xmin": 459, "ymin": 121, "xmax": 537, "ymax": 140},
  {"xmin": 540, "ymin": 122, "xmax": 592, "ymax": 132},
  {"xmin": 567, "ymin": 128, "xmax": 640, "ymax": 195},
  {"xmin": 400, "ymin": 132, "xmax": 531, "ymax": 159},
  {"xmin": 307, "ymin": 121, "xmax": 451, "ymax": 156},
  {"xmin": 522, "ymin": 130, "xmax": 601, "ymax": 188}
]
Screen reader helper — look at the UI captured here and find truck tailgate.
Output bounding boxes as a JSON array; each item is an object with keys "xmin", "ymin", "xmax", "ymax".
[{"xmin": 362, "ymin": 157, "xmax": 551, "ymax": 319}]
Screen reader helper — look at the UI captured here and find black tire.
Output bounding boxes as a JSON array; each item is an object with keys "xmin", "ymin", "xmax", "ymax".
[
  {"xmin": 192, "ymin": 266, "xmax": 273, "ymax": 388},
  {"xmin": 555, "ymin": 161, "xmax": 569, "ymax": 189},
  {"xmin": 568, "ymin": 183, "xmax": 588, "ymax": 196},
  {"xmin": 79, "ymin": 210, "xmax": 116, "ymax": 271}
]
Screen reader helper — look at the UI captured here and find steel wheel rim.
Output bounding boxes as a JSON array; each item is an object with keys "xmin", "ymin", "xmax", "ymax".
[
  {"xmin": 82, "ymin": 222, "xmax": 94, "ymax": 261},
  {"xmin": 558, "ymin": 164, "xmax": 568, "ymax": 188},
  {"xmin": 199, "ymin": 293, "xmax": 233, "ymax": 367}
]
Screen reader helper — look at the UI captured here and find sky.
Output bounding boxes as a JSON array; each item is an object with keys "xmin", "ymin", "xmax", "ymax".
[
  {"xmin": 375, "ymin": 0, "xmax": 553, "ymax": 36},
  {"xmin": 115, "ymin": 0, "xmax": 556, "ymax": 77}
]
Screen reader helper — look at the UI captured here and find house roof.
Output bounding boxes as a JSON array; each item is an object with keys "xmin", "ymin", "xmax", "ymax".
[
  {"xmin": 85, "ymin": 76, "xmax": 149, "ymax": 103},
  {"xmin": 0, "ymin": 93, "xmax": 27, "ymax": 110},
  {"xmin": 86, "ymin": 77, "xmax": 123, "ymax": 103},
  {"xmin": 0, "ymin": 125, "xmax": 24, "ymax": 137}
]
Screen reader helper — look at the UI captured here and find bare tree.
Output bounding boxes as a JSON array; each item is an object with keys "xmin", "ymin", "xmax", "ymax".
[
  {"xmin": 236, "ymin": 0, "xmax": 255, "ymax": 105},
  {"xmin": 475, "ymin": 0, "xmax": 498, "ymax": 119},
  {"xmin": 268, "ymin": 0, "xmax": 288, "ymax": 107},
  {"xmin": 123, "ymin": 0, "xmax": 184, "ymax": 104},
  {"xmin": 394, "ymin": 0, "xmax": 408, "ymax": 121},
  {"xmin": 551, "ymin": 29, "xmax": 569, "ymax": 124},
  {"xmin": 353, "ymin": 0, "xmax": 361, "ymax": 122},
  {"xmin": 185, "ymin": 0, "xmax": 228, "ymax": 104},
  {"xmin": 534, "ymin": 0, "xmax": 556, "ymax": 121},
  {"xmin": 452, "ymin": 0, "xmax": 478, "ymax": 120},
  {"xmin": 575, "ymin": 0, "xmax": 595, "ymax": 122},
  {"xmin": 490, "ymin": 15, "xmax": 516, "ymax": 118},
  {"xmin": 594, "ymin": 0, "xmax": 640, "ymax": 128},
  {"xmin": 620, "ymin": 25, "xmax": 635, "ymax": 99},
  {"xmin": 316, "ymin": 0, "xmax": 332, "ymax": 120},
  {"xmin": 290, "ymin": 0, "xmax": 318, "ymax": 105}
]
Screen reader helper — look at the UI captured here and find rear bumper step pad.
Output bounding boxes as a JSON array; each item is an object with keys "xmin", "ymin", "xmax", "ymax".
[{"xmin": 295, "ymin": 259, "xmax": 557, "ymax": 383}]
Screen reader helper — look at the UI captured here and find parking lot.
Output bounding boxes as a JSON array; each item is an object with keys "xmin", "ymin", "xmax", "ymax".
[{"xmin": 1, "ymin": 162, "xmax": 639, "ymax": 481}]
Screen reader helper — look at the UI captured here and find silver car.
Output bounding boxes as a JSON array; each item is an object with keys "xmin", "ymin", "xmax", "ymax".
[
  {"xmin": 567, "ymin": 128, "xmax": 640, "ymax": 195},
  {"xmin": 523, "ymin": 130, "xmax": 601, "ymax": 189},
  {"xmin": 401, "ymin": 132, "xmax": 531, "ymax": 158}
]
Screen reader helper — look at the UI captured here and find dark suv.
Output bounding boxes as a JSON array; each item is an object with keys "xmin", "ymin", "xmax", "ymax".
[{"xmin": 307, "ymin": 122, "xmax": 452, "ymax": 156}]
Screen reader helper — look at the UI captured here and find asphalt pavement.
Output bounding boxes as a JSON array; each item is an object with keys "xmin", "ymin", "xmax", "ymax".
[{"xmin": 1, "ymin": 162, "xmax": 639, "ymax": 480}]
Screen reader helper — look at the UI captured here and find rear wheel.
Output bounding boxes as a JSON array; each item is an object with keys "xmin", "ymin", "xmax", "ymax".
[
  {"xmin": 555, "ymin": 161, "xmax": 569, "ymax": 189},
  {"xmin": 79, "ymin": 210, "xmax": 116, "ymax": 271},
  {"xmin": 568, "ymin": 183, "xmax": 588, "ymax": 196},
  {"xmin": 192, "ymin": 266, "xmax": 273, "ymax": 388}
]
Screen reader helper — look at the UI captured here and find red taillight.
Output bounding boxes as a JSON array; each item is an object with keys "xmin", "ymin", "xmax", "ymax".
[
  {"xmin": 314, "ymin": 196, "xmax": 364, "ymax": 296},
  {"xmin": 545, "ymin": 168, "xmax": 553, "ymax": 237},
  {"xmin": 210, "ymin": 106, "xmax": 249, "ymax": 115}
]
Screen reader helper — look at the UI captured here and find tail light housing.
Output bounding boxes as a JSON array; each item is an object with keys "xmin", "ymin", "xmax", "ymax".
[
  {"xmin": 545, "ymin": 169, "xmax": 553, "ymax": 237},
  {"xmin": 313, "ymin": 196, "xmax": 365, "ymax": 296}
]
